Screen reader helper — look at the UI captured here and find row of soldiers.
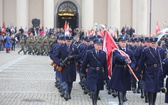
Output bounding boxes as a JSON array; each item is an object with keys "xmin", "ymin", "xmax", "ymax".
[
  {"xmin": 49, "ymin": 33, "xmax": 168, "ymax": 105},
  {"xmin": 18, "ymin": 35, "xmax": 56, "ymax": 55}
]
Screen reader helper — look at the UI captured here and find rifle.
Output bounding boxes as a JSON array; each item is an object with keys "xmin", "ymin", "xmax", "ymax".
[{"xmin": 57, "ymin": 45, "xmax": 77, "ymax": 72}]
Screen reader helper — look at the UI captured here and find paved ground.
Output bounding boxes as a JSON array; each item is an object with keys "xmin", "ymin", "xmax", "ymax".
[{"xmin": 0, "ymin": 48, "xmax": 167, "ymax": 105}]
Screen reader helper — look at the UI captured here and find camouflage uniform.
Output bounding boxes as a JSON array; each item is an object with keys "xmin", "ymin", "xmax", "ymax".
[
  {"xmin": 18, "ymin": 37, "xmax": 26, "ymax": 55},
  {"xmin": 42, "ymin": 37, "xmax": 49, "ymax": 55},
  {"xmin": 26, "ymin": 36, "xmax": 34, "ymax": 55},
  {"xmin": 36, "ymin": 37, "xmax": 43, "ymax": 55}
]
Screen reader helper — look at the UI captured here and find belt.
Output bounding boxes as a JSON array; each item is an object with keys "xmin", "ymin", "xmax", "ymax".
[
  {"xmin": 89, "ymin": 66, "xmax": 102, "ymax": 71},
  {"xmin": 115, "ymin": 64, "xmax": 127, "ymax": 68},
  {"xmin": 146, "ymin": 64, "xmax": 161, "ymax": 67}
]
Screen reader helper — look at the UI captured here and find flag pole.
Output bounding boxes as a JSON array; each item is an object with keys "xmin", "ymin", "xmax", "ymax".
[{"xmin": 104, "ymin": 31, "xmax": 139, "ymax": 82}]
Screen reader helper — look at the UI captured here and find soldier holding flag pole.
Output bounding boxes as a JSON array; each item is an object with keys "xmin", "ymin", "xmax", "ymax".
[{"xmin": 109, "ymin": 35, "xmax": 136, "ymax": 105}]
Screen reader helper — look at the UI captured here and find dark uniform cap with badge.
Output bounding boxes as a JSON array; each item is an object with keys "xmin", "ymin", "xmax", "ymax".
[
  {"xmin": 65, "ymin": 36, "xmax": 73, "ymax": 41},
  {"xmin": 134, "ymin": 38, "xmax": 141, "ymax": 42},
  {"xmin": 89, "ymin": 35, "xmax": 95, "ymax": 41},
  {"xmin": 145, "ymin": 37, "xmax": 150, "ymax": 42},
  {"xmin": 57, "ymin": 35, "xmax": 65, "ymax": 40},
  {"xmin": 93, "ymin": 38, "xmax": 103, "ymax": 44},
  {"xmin": 150, "ymin": 37, "xmax": 158, "ymax": 43},
  {"xmin": 118, "ymin": 36, "xmax": 128, "ymax": 42},
  {"xmin": 140, "ymin": 38, "xmax": 145, "ymax": 43},
  {"xmin": 84, "ymin": 36, "xmax": 90, "ymax": 42}
]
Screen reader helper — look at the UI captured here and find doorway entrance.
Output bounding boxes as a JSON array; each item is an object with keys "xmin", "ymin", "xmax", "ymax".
[{"xmin": 56, "ymin": 1, "xmax": 78, "ymax": 32}]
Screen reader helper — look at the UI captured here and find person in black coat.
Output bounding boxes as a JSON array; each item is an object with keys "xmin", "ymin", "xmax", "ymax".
[
  {"xmin": 162, "ymin": 58, "xmax": 168, "ymax": 103},
  {"xmin": 138, "ymin": 37, "xmax": 165, "ymax": 105},
  {"xmin": 54, "ymin": 36, "xmax": 80, "ymax": 101},
  {"xmin": 110, "ymin": 36, "xmax": 136, "ymax": 105},
  {"xmin": 81, "ymin": 38, "xmax": 108, "ymax": 105}
]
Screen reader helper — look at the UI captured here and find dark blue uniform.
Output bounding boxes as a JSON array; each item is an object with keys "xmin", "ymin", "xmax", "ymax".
[
  {"xmin": 139, "ymin": 46, "xmax": 165, "ymax": 92},
  {"xmin": 55, "ymin": 43, "xmax": 80, "ymax": 83},
  {"xmin": 138, "ymin": 46, "xmax": 165, "ymax": 104},
  {"xmin": 82, "ymin": 49, "xmax": 108, "ymax": 92},
  {"xmin": 162, "ymin": 58, "xmax": 168, "ymax": 103},
  {"xmin": 110, "ymin": 46, "xmax": 136, "ymax": 91}
]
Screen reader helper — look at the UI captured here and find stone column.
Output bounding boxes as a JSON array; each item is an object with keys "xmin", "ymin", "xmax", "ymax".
[
  {"xmin": 135, "ymin": 0, "xmax": 148, "ymax": 36},
  {"xmin": 44, "ymin": 0, "xmax": 54, "ymax": 28},
  {"xmin": 107, "ymin": 0, "xmax": 121, "ymax": 29},
  {"xmin": 82, "ymin": 0, "xmax": 94, "ymax": 31},
  {"xmin": 16, "ymin": 0, "xmax": 29, "ymax": 29},
  {"xmin": 132, "ymin": 0, "xmax": 138, "ymax": 34},
  {"xmin": 0, "ymin": 0, "xmax": 3, "ymax": 26}
]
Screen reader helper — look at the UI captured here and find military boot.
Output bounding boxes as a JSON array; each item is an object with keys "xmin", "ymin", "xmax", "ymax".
[
  {"xmin": 148, "ymin": 92, "xmax": 154, "ymax": 105},
  {"xmin": 141, "ymin": 89, "xmax": 145, "ymax": 98},
  {"xmin": 64, "ymin": 90, "xmax": 69, "ymax": 101},
  {"xmin": 92, "ymin": 92, "xmax": 97, "ymax": 105},
  {"xmin": 123, "ymin": 91, "xmax": 128, "ymax": 102},
  {"xmin": 145, "ymin": 92, "xmax": 149, "ymax": 103},
  {"xmin": 118, "ymin": 91, "xmax": 124, "ymax": 105},
  {"xmin": 68, "ymin": 88, "xmax": 72, "ymax": 99}
]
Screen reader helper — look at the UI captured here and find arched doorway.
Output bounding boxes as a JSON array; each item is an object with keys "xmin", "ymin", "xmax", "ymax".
[{"xmin": 56, "ymin": 1, "xmax": 78, "ymax": 31}]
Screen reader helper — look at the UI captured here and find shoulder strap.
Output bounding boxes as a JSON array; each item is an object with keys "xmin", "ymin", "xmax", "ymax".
[{"xmin": 89, "ymin": 50, "xmax": 101, "ymax": 66}]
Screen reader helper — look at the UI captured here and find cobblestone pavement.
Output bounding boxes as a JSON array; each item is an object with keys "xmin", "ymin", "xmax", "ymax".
[{"xmin": 0, "ymin": 48, "xmax": 166, "ymax": 105}]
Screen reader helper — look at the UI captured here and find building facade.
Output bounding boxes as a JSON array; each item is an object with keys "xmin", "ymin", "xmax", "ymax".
[{"xmin": 0, "ymin": 0, "xmax": 168, "ymax": 35}]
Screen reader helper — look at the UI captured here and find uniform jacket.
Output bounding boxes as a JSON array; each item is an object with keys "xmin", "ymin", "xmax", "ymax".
[
  {"xmin": 82, "ymin": 49, "xmax": 108, "ymax": 91},
  {"xmin": 138, "ymin": 46, "xmax": 165, "ymax": 92},
  {"xmin": 54, "ymin": 43, "xmax": 80, "ymax": 82},
  {"xmin": 110, "ymin": 46, "xmax": 136, "ymax": 91}
]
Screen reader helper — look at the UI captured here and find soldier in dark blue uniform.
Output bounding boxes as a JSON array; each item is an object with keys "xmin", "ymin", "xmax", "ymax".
[
  {"xmin": 54, "ymin": 36, "xmax": 80, "ymax": 101},
  {"xmin": 110, "ymin": 36, "xmax": 136, "ymax": 105},
  {"xmin": 162, "ymin": 58, "xmax": 168, "ymax": 103},
  {"xmin": 138, "ymin": 37, "xmax": 165, "ymax": 105},
  {"xmin": 132, "ymin": 38, "xmax": 143, "ymax": 94},
  {"xmin": 81, "ymin": 38, "xmax": 108, "ymax": 105},
  {"xmin": 49, "ymin": 35, "xmax": 65, "ymax": 88}
]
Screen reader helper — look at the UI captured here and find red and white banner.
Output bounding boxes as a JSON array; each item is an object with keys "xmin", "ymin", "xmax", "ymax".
[
  {"xmin": 64, "ymin": 21, "xmax": 70, "ymax": 36},
  {"xmin": 155, "ymin": 22, "xmax": 160, "ymax": 34},
  {"xmin": 103, "ymin": 30, "xmax": 131, "ymax": 77}
]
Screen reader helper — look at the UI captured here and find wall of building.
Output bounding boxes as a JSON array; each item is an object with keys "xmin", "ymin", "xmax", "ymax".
[
  {"xmin": 94, "ymin": 0, "xmax": 107, "ymax": 26},
  {"xmin": 29, "ymin": 0, "xmax": 43, "ymax": 27},
  {"xmin": 0, "ymin": 0, "xmax": 3, "ymax": 26},
  {"xmin": 4, "ymin": 0, "xmax": 16, "ymax": 27},
  {"xmin": 107, "ymin": 0, "xmax": 121, "ymax": 29},
  {"xmin": 82, "ymin": 0, "xmax": 94, "ymax": 30},
  {"xmin": 120, "ymin": 0, "xmax": 132, "ymax": 29},
  {"xmin": 149, "ymin": 0, "xmax": 168, "ymax": 35}
]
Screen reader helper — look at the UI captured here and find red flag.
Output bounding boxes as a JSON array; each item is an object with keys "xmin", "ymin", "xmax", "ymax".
[
  {"xmin": 155, "ymin": 22, "xmax": 160, "ymax": 34},
  {"xmin": 103, "ymin": 30, "xmax": 138, "ymax": 81},
  {"xmin": 103, "ymin": 30, "xmax": 131, "ymax": 76},
  {"xmin": 64, "ymin": 21, "xmax": 67, "ymax": 31},
  {"xmin": 2, "ymin": 21, "xmax": 5, "ymax": 29},
  {"xmin": 103, "ymin": 30, "xmax": 118, "ymax": 77}
]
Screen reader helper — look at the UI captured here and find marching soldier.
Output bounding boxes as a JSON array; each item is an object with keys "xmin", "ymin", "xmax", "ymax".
[
  {"xmin": 18, "ymin": 37, "xmax": 26, "ymax": 55},
  {"xmin": 81, "ymin": 38, "xmax": 108, "ymax": 105},
  {"xmin": 138, "ymin": 37, "xmax": 165, "ymax": 105},
  {"xmin": 25, "ymin": 35, "xmax": 34, "ymax": 55},
  {"xmin": 132, "ymin": 38, "xmax": 143, "ymax": 94},
  {"xmin": 36, "ymin": 37, "xmax": 43, "ymax": 55},
  {"xmin": 162, "ymin": 58, "xmax": 168, "ymax": 103},
  {"xmin": 54, "ymin": 36, "xmax": 80, "ymax": 101},
  {"xmin": 42, "ymin": 36, "xmax": 49, "ymax": 55},
  {"xmin": 109, "ymin": 36, "xmax": 136, "ymax": 105}
]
